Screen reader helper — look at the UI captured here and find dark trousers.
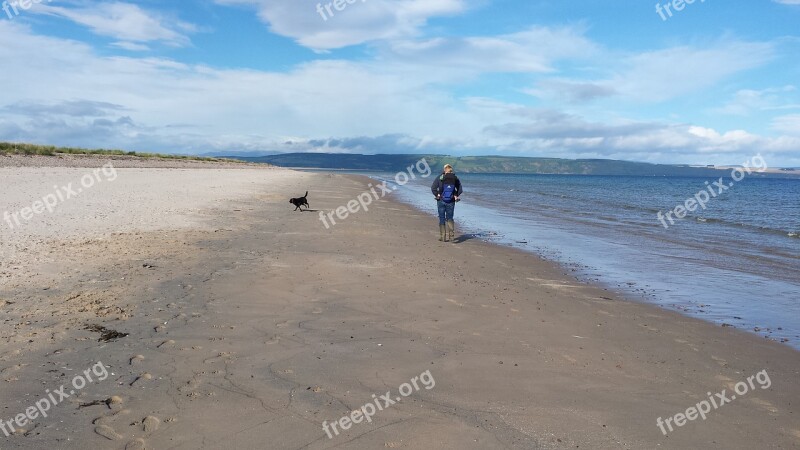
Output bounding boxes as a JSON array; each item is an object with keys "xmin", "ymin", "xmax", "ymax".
[{"xmin": 437, "ymin": 200, "xmax": 455, "ymax": 225}]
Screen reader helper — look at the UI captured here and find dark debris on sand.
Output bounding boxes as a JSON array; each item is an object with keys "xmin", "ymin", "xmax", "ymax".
[{"xmin": 85, "ymin": 324, "xmax": 129, "ymax": 342}]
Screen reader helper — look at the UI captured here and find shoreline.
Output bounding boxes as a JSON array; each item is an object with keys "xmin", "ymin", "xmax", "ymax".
[
  {"xmin": 363, "ymin": 172, "xmax": 800, "ymax": 356},
  {"xmin": 1, "ymin": 165, "xmax": 798, "ymax": 448},
  {"xmin": 378, "ymin": 172, "xmax": 800, "ymax": 350}
]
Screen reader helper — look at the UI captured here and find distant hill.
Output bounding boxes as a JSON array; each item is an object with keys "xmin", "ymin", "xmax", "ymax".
[{"xmin": 228, "ymin": 153, "xmax": 800, "ymax": 178}]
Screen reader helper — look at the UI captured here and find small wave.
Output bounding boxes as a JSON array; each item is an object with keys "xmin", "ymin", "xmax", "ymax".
[
  {"xmin": 680, "ymin": 216, "xmax": 796, "ymax": 238},
  {"xmin": 693, "ymin": 216, "xmax": 725, "ymax": 225}
]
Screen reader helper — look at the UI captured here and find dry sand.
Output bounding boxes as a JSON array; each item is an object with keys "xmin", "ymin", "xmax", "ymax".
[
  {"xmin": 0, "ymin": 160, "xmax": 290, "ymax": 283},
  {"xmin": 0, "ymin": 156, "xmax": 798, "ymax": 449}
]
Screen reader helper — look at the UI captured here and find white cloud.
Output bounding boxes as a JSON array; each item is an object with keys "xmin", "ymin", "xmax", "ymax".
[
  {"xmin": 0, "ymin": 21, "xmax": 605, "ymax": 152},
  {"xmin": 33, "ymin": 2, "xmax": 195, "ymax": 47},
  {"xmin": 524, "ymin": 40, "xmax": 775, "ymax": 104},
  {"xmin": 712, "ymin": 86, "xmax": 798, "ymax": 116},
  {"xmin": 771, "ymin": 114, "xmax": 800, "ymax": 135},
  {"xmin": 383, "ymin": 26, "xmax": 599, "ymax": 75},
  {"xmin": 214, "ymin": 0, "xmax": 466, "ymax": 50},
  {"xmin": 480, "ymin": 102, "xmax": 800, "ymax": 163},
  {"xmin": 0, "ymin": 15, "xmax": 797, "ymax": 165},
  {"xmin": 0, "ymin": 20, "xmax": 479, "ymax": 152},
  {"xmin": 611, "ymin": 41, "xmax": 775, "ymax": 102},
  {"xmin": 111, "ymin": 41, "xmax": 151, "ymax": 52},
  {"xmin": 525, "ymin": 79, "xmax": 616, "ymax": 103}
]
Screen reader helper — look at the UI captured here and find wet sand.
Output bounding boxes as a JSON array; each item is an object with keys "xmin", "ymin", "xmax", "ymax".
[{"xmin": 0, "ymin": 159, "xmax": 798, "ymax": 449}]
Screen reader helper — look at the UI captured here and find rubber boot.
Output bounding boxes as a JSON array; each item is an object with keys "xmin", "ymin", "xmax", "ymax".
[
  {"xmin": 446, "ymin": 220, "xmax": 455, "ymax": 242},
  {"xmin": 438, "ymin": 224, "xmax": 446, "ymax": 241}
]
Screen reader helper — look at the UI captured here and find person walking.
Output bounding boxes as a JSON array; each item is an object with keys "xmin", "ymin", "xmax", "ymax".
[{"xmin": 431, "ymin": 164, "xmax": 463, "ymax": 242}]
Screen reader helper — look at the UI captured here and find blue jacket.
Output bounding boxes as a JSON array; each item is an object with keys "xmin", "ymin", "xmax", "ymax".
[{"xmin": 431, "ymin": 172, "xmax": 463, "ymax": 199}]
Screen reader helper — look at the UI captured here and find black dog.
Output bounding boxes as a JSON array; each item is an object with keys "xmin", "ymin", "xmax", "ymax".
[{"xmin": 289, "ymin": 191, "xmax": 309, "ymax": 211}]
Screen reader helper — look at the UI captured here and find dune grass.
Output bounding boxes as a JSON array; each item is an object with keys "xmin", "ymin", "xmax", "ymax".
[{"xmin": 0, "ymin": 142, "xmax": 242, "ymax": 163}]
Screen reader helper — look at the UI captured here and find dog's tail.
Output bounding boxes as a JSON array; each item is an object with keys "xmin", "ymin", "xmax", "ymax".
[{"xmin": 304, "ymin": 191, "xmax": 308, "ymax": 198}]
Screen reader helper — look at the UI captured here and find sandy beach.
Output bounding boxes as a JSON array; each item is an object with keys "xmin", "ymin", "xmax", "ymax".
[{"xmin": 0, "ymin": 157, "xmax": 798, "ymax": 450}]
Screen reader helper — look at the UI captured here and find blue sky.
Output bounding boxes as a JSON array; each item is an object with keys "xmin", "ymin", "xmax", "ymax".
[{"xmin": 1, "ymin": 0, "xmax": 799, "ymax": 165}]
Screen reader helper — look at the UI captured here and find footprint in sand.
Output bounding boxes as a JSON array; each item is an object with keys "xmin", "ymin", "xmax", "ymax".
[
  {"xmin": 714, "ymin": 374, "xmax": 734, "ymax": 384},
  {"xmin": 93, "ymin": 408, "xmax": 131, "ymax": 426},
  {"xmin": 204, "ymin": 352, "xmax": 234, "ymax": 364},
  {"xmin": 710, "ymin": 355, "xmax": 728, "ymax": 367},
  {"xmin": 673, "ymin": 338, "xmax": 699, "ymax": 351},
  {"xmin": 713, "ymin": 375, "xmax": 743, "ymax": 393},
  {"xmin": 446, "ymin": 298, "xmax": 464, "ymax": 307},
  {"xmin": 157, "ymin": 339, "xmax": 175, "ymax": 348},
  {"xmin": 179, "ymin": 346, "xmax": 203, "ymax": 351},
  {"xmin": 178, "ymin": 377, "xmax": 203, "ymax": 395},
  {"xmin": 126, "ymin": 438, "xmax": 146, "ymax": 450},
  {"xmin": 95, "ymin": 424, "xmax": 123, "ymax": 440},
  {"xmin": 0, "ymin": 363, "xmax": 27, "ymax": 376},
  {"xmin": 143, "ymin": 415, "xmax": 161, "ymax": 432},
  {"xmin": 749, "ymin": 397, "xmax": 779, "ymax": 414},
  {"xmin": 130, "ymin": 355, "xmax": 145, "ymax": 365},
  {"xmin": 130, "ymin": 373, "xmax": 153, "ymax": 387},
  {"xmin": 107, "ymin": 395, "xmax": 125, "ymax": 410}
]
